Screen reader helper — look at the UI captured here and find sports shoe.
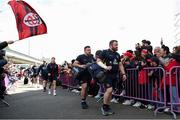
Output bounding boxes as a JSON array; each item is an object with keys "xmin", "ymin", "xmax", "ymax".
[
  {"xmin": 147, "ymin": 104, "xmax": 155, "ymax": 110},
  {"xmin": 75, "ymin": 90, "xmax": 80, "ymax": 94},
  {"xmin": 110, "ymin": 98, "xmax": 118, "ymax": 103},
  {"xmin": 139, "ymin": 104, "xmax": 147, "ymax": 109},
  {"xmin": 48, "ymin": 90, "xmax": 51, "ymax": 95},
  {"xmin": 95, "ymin": 94, "xmax": 101, "ymax": 99},
  {"xmin": 133, "ymin": 102, "xmax": 141, "ymax": 107},
  {"xmin": 122, "ymin": 100, "xmax": 131, "ymax": 105},
  {"xmin": 107, "ymin": 107, "xmax": 115, "ymax": 115},
  {"xmin": 101, "ymin": 107, "xmax": 109, "ymax": 116},
  {"xmin": 53, "ymin": 90, "xmax": 56, "ymax": 96},
  {"xmin": 164, "ymin": 108, "xmax": 170, "ymax": 112},
  {"xmin": 71, "ymin": 89, "xmax": 77, "ymax": 93},
  {"xmin": 100, "ymin": 106, "xmax": 114, "ymax": 116},
  {"xmin": 43, "ymin": 87, "xmax": 46, "ymax": 92},
  {"xmin": 81, "ymin": 102, "xmax": 88, "ymax": 109}
]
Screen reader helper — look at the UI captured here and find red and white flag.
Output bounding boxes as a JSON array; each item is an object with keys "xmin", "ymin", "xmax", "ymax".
[{"xmin": 8, "ymin": 0, "xmax": 47, "ymax": 40}]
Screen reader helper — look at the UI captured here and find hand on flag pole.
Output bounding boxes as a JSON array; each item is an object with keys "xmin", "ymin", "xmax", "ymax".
[{"xmin": 7, "ymin": 40, "xmax": 15, "ymax": 44}]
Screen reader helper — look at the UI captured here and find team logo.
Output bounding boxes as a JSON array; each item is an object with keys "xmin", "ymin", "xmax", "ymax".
[{"xmin": 23, "ymin": 12, "xmax": 42, "ymax": 27}]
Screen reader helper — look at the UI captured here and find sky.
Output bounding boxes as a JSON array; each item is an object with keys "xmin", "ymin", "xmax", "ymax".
[{"xmin": 0, "ymin": 0, "xmax": 179, "ymax": 64}]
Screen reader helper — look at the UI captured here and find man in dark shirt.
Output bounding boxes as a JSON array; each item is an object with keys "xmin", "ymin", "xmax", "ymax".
[
  {"xmin": 38, "ymin": 61, "xmax": 48, "ymax": 92},
  {"xmin": 47, "ymin": 57, "xmax": 58, "ymax": 96},
  {"xmin": 97, "ymin": 40, "xmax": 127, "ymax": 116},
  {"xmin": 73, "ymin": 46, "xmax": 95, "ymax": 109},
  {"xmin": 30, "ymin": 65, "xmax": 38, "ymax": 87}
]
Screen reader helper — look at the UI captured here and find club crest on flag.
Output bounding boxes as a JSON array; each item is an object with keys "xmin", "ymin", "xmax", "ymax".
[{"xmin": 23, "ymin": 12, "xmax": 42, "ymax": 27}]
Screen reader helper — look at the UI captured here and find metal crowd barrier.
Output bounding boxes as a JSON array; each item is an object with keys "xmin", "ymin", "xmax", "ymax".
[
  {"xmin": 168, "ymin": 66, "xmax": 180, "ymax": 119},
  {"xmin": 60, "ymin": 66, "xmax": 180, "ymax": 119},
  {"xmin": 60, "ymin": 73, "xmax": 79, "ymax": 90},
  {"xmin": 112, "ymin": 67, "xmax": 166, "ymax": 116}
]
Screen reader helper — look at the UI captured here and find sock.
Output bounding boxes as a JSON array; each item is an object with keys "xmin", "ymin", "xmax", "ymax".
[{"xmin": 81, "ymin": 98, "xmax": 86, "ymax": 102}]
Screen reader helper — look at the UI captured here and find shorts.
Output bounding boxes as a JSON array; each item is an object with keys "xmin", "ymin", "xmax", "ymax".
[
  {"xmin": 103, "ymin": 74, "xmax": 119, "ymax": 88},
  {"xmin": 77, "ymin": 70, "xmax": 92, "ymax": 85},
  {"xmin": 48, "ymin": 76, "xmax": 58, "ymax": 82},
  {"xmin": 41, "ymin": 75, "xmax": 48, "ymax": 81},
  {"xmin": 31, "ymin": 74, "xmax": 37, "ymax": 78}
]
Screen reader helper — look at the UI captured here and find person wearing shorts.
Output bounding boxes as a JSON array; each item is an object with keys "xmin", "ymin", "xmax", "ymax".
[
  {"xmin": 97, "ymin": 40, "xmax": 127, "ymax": 116},
  {"xmin": 38, "ymin": 61, "xmax": 48, "ymax": 92},
  {"xmin": 47, "ymin": 57, "xmax": 58, "ymax": 96},
  {"xmin": 73, "ymin": 46, "xmax": 95, "ymax": 109}
]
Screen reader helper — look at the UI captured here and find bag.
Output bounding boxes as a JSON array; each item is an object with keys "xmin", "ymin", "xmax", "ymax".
[
  {"xmin": 24, "ymin": 77, "xmax": 28, "ymax": 84},
  {"xmin": 71, "ymin": 67, "xmax": 84, "ymax": 78},
  {"xmin": 88, "ymin": 63, "xmax": 106, "ymax": 83}
]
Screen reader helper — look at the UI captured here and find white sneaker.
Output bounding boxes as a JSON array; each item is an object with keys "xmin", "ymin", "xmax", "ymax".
[
  {"xmin": 164, "ymin": 108, "xmax": 170, "ymax": 112},
  {"xmin": 120, "ymin": 90, "xmax": 126, "ymax": 96},
  {"xmin": 95, "ymin": 94, "xmax": 101, "ymax": 99},
  {"xmin": 48, "ymin": 90, "xmax": 51, "ymax": 95},
  {"xmin": 53, "ymin": 90, "xmax": 56, "ymax": 96},
  {"xmin": 130, "ymin": 99, "xmax": 135, "ymax": 104},
  {"xmin": 122, "ymin": 100, "xmax": 131, "ymax": 105},
  {"xmin": 113, "ymin": 98, "xmax": 119, "ymax": 103},
  {"xmin": 110, "ymin": 98, "xmax": 119, "ymax": 103},
  {"xmin": 133, "ymin": 102, "xmax": 141, "ymax": 107},
  {"xmin": 147, "ymin": 104, "xmax": 155, "ymax": 110},
  {"xmin": 110, "ymin": 98, "xmax": 115, "ymax": 103},
  {"xmin": 75, "ymin": 90, "xmax": 80, "ymax": 94},
  {"xmin": 71, "ymin": 89, "xmax": 77, "ymax": 93}
]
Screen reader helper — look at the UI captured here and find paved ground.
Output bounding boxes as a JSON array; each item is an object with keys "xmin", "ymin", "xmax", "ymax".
[{"xmin": 0, "ymin": 80, "xmax": 179, "ymax": 119}]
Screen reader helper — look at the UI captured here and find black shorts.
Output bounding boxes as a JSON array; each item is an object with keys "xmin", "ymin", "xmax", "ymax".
[
  {"xmin": 77, "ymin": 70, "xmax": 92, "ymax": 85},
  {"xmin": 41, "ymin": 75, "xmax": 48, "ymax": 81},
  {"xmin": 31, "ymin": 74, "xmax": 37, "ymax": 78},
  {"xmin": 103, "ymin": 74, "xmax": 119, "ymax": 88},
  {"xmin": 48, "ymin": 76, "xmax": 58, "ymax": 82}
]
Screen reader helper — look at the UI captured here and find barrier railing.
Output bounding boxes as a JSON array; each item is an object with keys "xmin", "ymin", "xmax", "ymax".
[
  {"xmin": 60, "ymin": 73, "xmax": 79, "ymax": 90},
  {"xmin": 60, "ymin": 66, "xmax": 180, "ymax": 119},
  {"xmin": 168, "ymin": 66, "xmax": 180, "ymax": 119},
  {"xmin": 112, "ymin": 67, "xmax": 167, "ymax": 117}
]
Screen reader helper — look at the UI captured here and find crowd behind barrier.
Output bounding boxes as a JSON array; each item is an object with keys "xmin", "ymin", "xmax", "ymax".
[{"xmin": 58, "ymin": 65, "xmax": 180, "ymax": 119}]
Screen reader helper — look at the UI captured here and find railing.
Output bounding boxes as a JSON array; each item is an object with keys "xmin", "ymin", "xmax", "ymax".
[{"xmin": 60, "ymin": 66, "xmax": 180, "ymax": 119}]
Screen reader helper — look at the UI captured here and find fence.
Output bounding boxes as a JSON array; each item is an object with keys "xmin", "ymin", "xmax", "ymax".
[
  {"xmin": 168, "ymin": 66, "xmax": 180, "ymax": 119},
  {"xmin": 60, "ymin": 66, "xmax": 180, "ymax": 119}
]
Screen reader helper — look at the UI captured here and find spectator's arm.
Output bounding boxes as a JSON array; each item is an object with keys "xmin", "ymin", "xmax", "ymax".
[{"xmin": 0, "ymin": 41, "xmax": 8, "ymax": 50}]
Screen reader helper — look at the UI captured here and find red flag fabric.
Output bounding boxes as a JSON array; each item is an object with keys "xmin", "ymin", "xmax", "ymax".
[{"xmin": 8, "ymin": 0, "xmax": 47, "ymax": 40}]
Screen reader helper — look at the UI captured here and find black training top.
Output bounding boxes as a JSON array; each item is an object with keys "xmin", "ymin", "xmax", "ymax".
[
  {"xmin": 38, "ymin": 64, "xmax": 48, "ymax": 76},
  {"xmin": 47, "ymin": 63, "xmax": 58, "ymax": 77},
  {"xmin": 99, "ymin": 49, "xmax": 121, "ymax": 74},
  {"xmin": 76, "ymin": 54, "xmax": 95, "ymax": 65}
]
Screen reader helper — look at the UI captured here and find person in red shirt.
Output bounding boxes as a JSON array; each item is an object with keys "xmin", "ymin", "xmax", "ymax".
[{"xmin": 160, "ymin": 45, "xmax": 180, "ymax": 112}]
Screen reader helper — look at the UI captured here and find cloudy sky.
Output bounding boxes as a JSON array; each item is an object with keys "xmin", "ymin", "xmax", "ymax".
[{"xmin": 0, "ymin": 0, "xmax": 179, "ymax": 63}]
